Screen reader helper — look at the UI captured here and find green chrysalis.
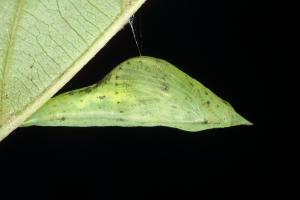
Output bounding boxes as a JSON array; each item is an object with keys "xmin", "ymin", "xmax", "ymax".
[{"xmin": 22, "ymin": 56, "xmax": 251, "ymax": 131}]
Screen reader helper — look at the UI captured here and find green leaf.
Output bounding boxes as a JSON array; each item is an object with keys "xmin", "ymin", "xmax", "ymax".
[
  {"xmin": 0, "ymin": 0, "xmax": 146, "ymax": 141},
  {"xmin": 22, "ymin": 56, "xmax": 252, "ymax": 131}
]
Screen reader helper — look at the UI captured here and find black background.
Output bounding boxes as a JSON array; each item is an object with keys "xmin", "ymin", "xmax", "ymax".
[{"xmin": 0, "ymin": 0, "xmax": 297, "ymax": 199}]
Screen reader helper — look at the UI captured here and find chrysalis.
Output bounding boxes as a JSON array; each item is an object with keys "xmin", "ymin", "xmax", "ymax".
[{"xmin": 22, "ymin": 56, "xmax": 251, "ymax": 132}]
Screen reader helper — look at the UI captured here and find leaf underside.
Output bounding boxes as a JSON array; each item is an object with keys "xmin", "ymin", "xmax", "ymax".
[
  {"xmin": 23, "ymin": 56, "xmax": 252, "ymax": 132},
  {"xmin": 0, "ymin": 0, "xmax": 146, "ymax": 141}
]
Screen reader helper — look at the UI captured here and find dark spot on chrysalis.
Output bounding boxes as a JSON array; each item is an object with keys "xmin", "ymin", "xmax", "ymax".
[
  {"xmin": 117, "ymin": 118, "xmax": 125, "ymax": 121},
  {"xmin": 115, "ymin": 83, "xmax": 119, "ymax": 86},
  {"xmin": 115, "ymin": 91, "xmax": 119, "ymax": 95},
  {"xmin": 161, "ymin": 82, "xmax": 170, "ymax": 92},
  {"xmin": 130, "ymin": 103, "xmax": 138, "ymax": 108},
  {"xmin": 163, "ymin": 74, "xmax": 168, "ymax": 80},
  {"xmin": 60, "ymin": 117, "xmax": 66, "ymax": 121},
  {"xmin": 115, "ymin": 75, "xmax": 119, "ymax": 79},
  {"xmin": 119, "ymin": 110, "xmax": 124, "ymax": 113},
  {"xmin": 222, "ymin": 100, "xmax": 230, "ymax": 105},
  {"xmin": 205, "ymin": 91, "xmax": 208, "ymax": 95},
  {"xmin": 69, "ymin": 91, "xmax": 75, "ymax": 95},
  {"xmin": 117, "ymin": 101, "xmax": 121, "ymax": 104},
  {"xmin": 217, "ymin": 104, "xmax": 220, "ymax": 108},
  {"xmin": 30, "ymin": 64, "xmax": 34, "ymax": 69},
  {"xmin": 98, "ymin": 96, "xmax": 106, "ymax": 100},
  {"xmin": 190, "ymin": 82, "xmax": 194, "ymax": 87},
  {"xmin": 97, "ymin": 74, "xmax": 112, "ymax": 86},
  {"xmin": 185, "ymin": 96, "xmax": 191, "ymax": 101},
  {"xmin": 206, "ymin": 101, "xmax": 210, "ymax": 105},
  {"xmin": 171, "ymin": 105, "xmax": 177, "ymax": 109},
  {"xmin": 144, "ymin": 66, "xmax": 151, "ymax": 72},
  {"xmin": 81, "ymin": 87, "xmax": 92, "ymax": 93},
  {"xmin": 201, "ymin": 119, "xmax": 208, "ymax": 124}
]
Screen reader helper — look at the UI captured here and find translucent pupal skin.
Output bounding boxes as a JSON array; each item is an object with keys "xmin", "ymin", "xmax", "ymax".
[{"xmin": 22, "ymin": 56, "xmax": 251, "ymax": 132}]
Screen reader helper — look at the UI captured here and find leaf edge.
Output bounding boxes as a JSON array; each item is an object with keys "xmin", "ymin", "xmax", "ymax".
[{"xmin": 0, "ymin": 0, "xmax": 146, "ymax": 141}]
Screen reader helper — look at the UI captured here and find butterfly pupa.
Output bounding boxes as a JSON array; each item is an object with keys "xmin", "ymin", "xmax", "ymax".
[{"xmin": 22, "ymin": 56, "xmax": 252, "ymax": 132}]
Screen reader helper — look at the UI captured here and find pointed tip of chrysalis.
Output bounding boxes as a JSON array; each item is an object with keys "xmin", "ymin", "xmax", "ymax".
[
  {"xmin": 243, "ymin": 118, "xmax": 253, "ymax": 126},
  {"xmin": 232, "ymin": 112, "xmax": 253, "ymax": 127}
]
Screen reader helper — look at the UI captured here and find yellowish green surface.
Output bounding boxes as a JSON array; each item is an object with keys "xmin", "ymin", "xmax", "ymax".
[{"xmin": 23, "ymin": 57, "xmax": 251, "ymax": 131}]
